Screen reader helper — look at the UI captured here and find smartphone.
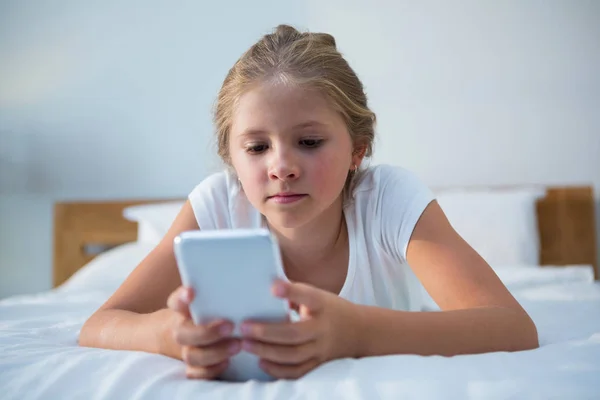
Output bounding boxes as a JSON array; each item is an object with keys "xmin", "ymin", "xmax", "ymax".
[{"xmin": 173, "ymin": 228, "xmax": 290, "ymax": 381}]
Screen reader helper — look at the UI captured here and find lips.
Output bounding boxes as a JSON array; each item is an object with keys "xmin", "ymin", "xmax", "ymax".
[{"xmin": 268, "ymin": 193, "xmax": 307, "ymax": 204}]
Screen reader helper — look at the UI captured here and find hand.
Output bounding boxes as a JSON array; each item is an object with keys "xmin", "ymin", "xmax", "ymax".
[
  {"xmin": 165, "ymin": 286, "xmax": 241, "ymax": 379},
  {"xmin": 240, "ymin": 280, "xmax": 362, "ymax": 379}
]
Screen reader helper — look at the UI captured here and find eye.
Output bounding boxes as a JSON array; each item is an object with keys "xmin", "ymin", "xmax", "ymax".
[
  {"xmin": 246, "ymin": 144, "xmax": 269, "ymax": 154},
  {"xmin": 299, "ymin": 138, "xmax": 324, "ymax": 148}
]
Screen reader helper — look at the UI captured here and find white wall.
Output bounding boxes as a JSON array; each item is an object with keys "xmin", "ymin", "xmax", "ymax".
[
  {"xmin": 0, "ymin": 0, "xmax": 307, "ymax": 297},
  {"xmin": 1, "ymin": 0, "xmax": 599, "ymax": 298},
  {"xmin": 307, "ymin": 0, "xmax": 600, "ymax": 187}
]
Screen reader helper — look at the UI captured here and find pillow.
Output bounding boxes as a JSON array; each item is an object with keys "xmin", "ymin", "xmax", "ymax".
[
  {"xmin": 435, "ymin": 187, "xmax": 546, "ymax": 266},
  {"xmin": 123, "ymin": 201, "xmax": 186, "ymax": 244},
  {"xmin": 418, "ymin": 264, "xmax": 595, "ymax": 311},
  {"xmin": 57, "ymin": 242, "xmax": 156, "ymax": 294}
]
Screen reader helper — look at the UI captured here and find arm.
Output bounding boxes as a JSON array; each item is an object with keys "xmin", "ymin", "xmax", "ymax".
[
  {"xmin": 79, "ymin": 308, "xmax": 180, "ymax": 357},
  {"xmin": 232, "ymin": 200, "xmax": 537, "ymax": 379},
  {"xmin": 78, "ymin": 200, "xmax": 199, "ymax": 359},
  {"xmin": 356, "ymin": 201, "xmax": 539, "ymax": 357}
]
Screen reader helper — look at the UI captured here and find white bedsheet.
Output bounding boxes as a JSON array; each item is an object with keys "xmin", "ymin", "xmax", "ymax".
[{"xmin": 1, "ymin": 244, "xmax": 600, "ymax": 399}]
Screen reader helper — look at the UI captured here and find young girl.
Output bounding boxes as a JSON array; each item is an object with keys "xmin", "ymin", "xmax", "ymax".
[{"xmin": 79, "ymin": 24, "xmax": 538, "ymax": 380}]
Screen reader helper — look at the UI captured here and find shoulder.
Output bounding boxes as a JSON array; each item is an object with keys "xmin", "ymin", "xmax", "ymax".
[
  {"xmin": 354, "ymin": 164, "xmax": 429, "ymax": 197},
  {"xmin": 189, "ymin": 169, "xmax": 235, "ymax": 195},
  {"xmin": 188, "ymin": 169, "xmax": 239, "ymax": 230},
  {"xmin": 188, "ymin": 169, "xmax": 261, "ymax": 230},
  {"xmin": 352, "ymin": 164, "xmax": 435, "ymax": 261},
  {"xmin": 350, "ymin": 163, "xmax": 434, "ymax": 220}
]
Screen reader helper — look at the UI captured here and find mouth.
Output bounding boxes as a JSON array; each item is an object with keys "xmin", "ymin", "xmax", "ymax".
[{"xmin": 267, "ymin": 193, "xmax": 308, "ymax": 204}]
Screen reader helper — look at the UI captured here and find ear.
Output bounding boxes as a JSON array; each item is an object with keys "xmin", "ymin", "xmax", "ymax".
[{"xmin": 351, "ymin": 143, "xmax": 368, "ymax": 169}]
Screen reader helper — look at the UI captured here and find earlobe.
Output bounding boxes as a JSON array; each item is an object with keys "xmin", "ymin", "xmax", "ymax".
[{"xmin": 351, "ymin": 145, "xmax": 367, "ymax": 169}]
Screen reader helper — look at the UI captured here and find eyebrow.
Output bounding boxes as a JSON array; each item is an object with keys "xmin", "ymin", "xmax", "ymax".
[
  {"xmin": 238, "ymin": 121, "xmax": 328, "ymax": 137},
  {"xmin": 293, "ymin": 120, "xmax": 328, "ymax": 130}
]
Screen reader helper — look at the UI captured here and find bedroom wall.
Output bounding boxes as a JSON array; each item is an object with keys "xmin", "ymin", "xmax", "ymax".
[
  {"xmin": 0, "ymin": 0, "xmax": 308, "ymax": 298},
  {"xmin": 1, "ymin": 0, "xmax": 599, "ymax": 299}
]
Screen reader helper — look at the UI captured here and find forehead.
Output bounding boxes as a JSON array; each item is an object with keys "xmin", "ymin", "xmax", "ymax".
[{"xmin": 231, "ymin": 83, "xmax": 346, "ymax": 135}]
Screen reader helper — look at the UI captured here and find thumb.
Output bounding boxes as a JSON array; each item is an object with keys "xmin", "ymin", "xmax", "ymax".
[
  {"xmin": 167, "ymin": 286, "xmax": 194, "ymax": 320},
  {"xmin": 272, "ymin": 280, "xmax": 324, "ymax": 314}
]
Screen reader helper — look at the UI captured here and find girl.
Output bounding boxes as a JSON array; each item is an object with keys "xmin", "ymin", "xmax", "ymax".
[{"xmin": 79, "ymin": 24, "xmax": 538, "ymax": 380}]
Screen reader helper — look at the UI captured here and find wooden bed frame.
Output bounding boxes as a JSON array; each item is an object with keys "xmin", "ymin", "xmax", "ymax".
[
  {"xmin": 52, "ymin": 186, "xmax": 599, "ymax": 287},
  {"xmin": 52, "ymin": 199, "xmax": 175, "ymax": 287}
]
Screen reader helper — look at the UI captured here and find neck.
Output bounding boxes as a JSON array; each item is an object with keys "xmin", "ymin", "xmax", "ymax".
[{"xmin": 267, "ymin": 196, "xmax": 347, "ymax": 272}]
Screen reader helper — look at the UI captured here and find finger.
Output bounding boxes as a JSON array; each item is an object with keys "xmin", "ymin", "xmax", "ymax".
[
  {"xmin": 272, "ymin": 280, "xmax": 324, "ymax": 314},
  {"xmin": 167, "ymin": 286, "xmax": 194, "ymax": 319},
  {"xmin": 182, "ymin": 339, "xmax": 241, "ymax": 367},
  {"xmin": 242, "ymin": 339, "xmax": 317, "ymax": 365},
  {"xmin": 288, "ymin": 300, "xmax": 300, "ymax": 313},
  {"xmin": 174, "ymin": 319, "xmax": 234, "ymax": 347},
  {"xmin": 241, "ymin": 318, "xmax": 318, "ymax": 345},
  {"xmin": 259, "ymin": 358, "xmax": 320, "ymax": 380},
  {"xmin": 185, "ymin": 360, "xmax": 230, "ymax": 380}
]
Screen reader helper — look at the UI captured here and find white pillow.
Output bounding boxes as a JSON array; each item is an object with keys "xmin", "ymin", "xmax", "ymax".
[
  {"xmin": 123, "ymin": 201, "xmax": 185, "ymax": 244},
  {"xmin": 57, "ymin": 242, "xmax": 156, "ymax": 294},
  {"xmin": 435, "ymin": 187, "xmax": 546, "ymax": 266},
  {"xmin": 418, "ymin": 264, "xmax": 595, "ymax": 311}
]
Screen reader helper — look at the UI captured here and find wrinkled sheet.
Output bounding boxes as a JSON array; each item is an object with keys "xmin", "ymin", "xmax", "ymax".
[{"xmin": 1, "ymin": 256, "xmax": 600, "ymax": 399}]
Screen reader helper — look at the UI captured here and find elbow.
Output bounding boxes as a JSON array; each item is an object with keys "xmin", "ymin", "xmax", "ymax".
[
  {"xmin": 78, "ymin": 309, "xmax": 111, "ymax": 348},
  {"xmin": 514, "ymin": 309, "xmax": 539, "ymax": 352},
  {"xmin": 525, "ymin": 317, "xmax": 540, "ymax": 351},
  {"xmin": 78, "ymin": 313, "xmax": 97, "ymax": 348}
]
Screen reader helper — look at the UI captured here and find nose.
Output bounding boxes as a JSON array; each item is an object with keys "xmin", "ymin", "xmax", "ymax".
[{"xmin": 268, "ymin": 147, "xmax": 300, "ymax": 182}]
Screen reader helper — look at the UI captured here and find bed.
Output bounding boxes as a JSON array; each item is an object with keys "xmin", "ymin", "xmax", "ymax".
[{"xmin": 1, "ymin": 185, "xmax": 599, "ymax": 399}]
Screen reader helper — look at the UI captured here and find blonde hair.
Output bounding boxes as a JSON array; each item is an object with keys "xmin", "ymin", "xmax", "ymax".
[{"xmin": 214, "ymin": 24, "xmax": 376, "ymax": 196}]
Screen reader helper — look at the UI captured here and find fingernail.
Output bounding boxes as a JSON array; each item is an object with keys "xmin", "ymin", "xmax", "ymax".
[
  {"xmin": 229, "ymin": 341, "xmax": 241, "ymax": 355},
  {"xmin": 273, "ymin": 282, "xmax": 285, "ymax": 297},
  {"xmin": 179, "ymin": 288, "xmax": 190, "ymax": 303},
  {"xmin": 220, "ymin": 323, "xmax": 233, "ymax": 336}
]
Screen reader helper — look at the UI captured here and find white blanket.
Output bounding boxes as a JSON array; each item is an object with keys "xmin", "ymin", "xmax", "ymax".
[{"xmin": 1, "ymin": 243, "xmax": 600, "ymax": 399}]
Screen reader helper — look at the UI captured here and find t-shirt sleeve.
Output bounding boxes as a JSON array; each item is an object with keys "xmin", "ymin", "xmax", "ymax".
[
  {"xmin": 188, "ymin": 171, "xmax": 231, "ymax": 230},
  {"xmin": 375, "ymin": 166, "xmax": 435, "ymax": 263}
]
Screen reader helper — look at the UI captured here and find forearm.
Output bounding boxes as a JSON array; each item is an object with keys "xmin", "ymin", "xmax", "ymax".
[
  {"xmin": 355, "ymin": 305, "xmax": 539, "ymax": 358},
  {"xmin": 78, "ymin": 308, "xmax": 180, "ymax": 359}
]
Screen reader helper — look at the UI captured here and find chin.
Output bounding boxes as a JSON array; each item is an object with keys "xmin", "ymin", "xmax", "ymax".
[
  {"xmin": 266, "ymin": 216, "xmax": 305, "ymax": 230},
  {"xmin": 263, "ymin": 210, "xmax": 314, "ymax": 231}
]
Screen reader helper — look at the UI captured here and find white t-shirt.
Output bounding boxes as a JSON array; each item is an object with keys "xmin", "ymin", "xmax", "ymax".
[{"xmin": 189, "ymin": 164, "xmax": 435, "ymax": 312}]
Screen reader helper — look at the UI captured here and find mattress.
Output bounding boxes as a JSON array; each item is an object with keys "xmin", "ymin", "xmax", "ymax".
[{"xmin": 1, "ymin": 242, "xmax": 599, "ymax": 399}]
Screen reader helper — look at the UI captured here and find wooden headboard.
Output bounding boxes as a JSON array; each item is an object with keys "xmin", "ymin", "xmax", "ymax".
[
  {"xmin": 536, "ymin": 187, "xmax": 598, "ymax": 278},
  {"xmin": 52, "ymin": 199, "xmax": 176, "ymax": 287},
  {"xmin": 52, "ymin": 186, "xmax": 599, "ymax": 287}
]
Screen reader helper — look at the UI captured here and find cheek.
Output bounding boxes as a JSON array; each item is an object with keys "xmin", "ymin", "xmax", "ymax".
[
  {"xmin": 232, "ymin": 154, "xmax": 266, "ymax": 196},
  {"xmin": 306, "ymin": 152, "xmax": 349, "ymax": 193}
]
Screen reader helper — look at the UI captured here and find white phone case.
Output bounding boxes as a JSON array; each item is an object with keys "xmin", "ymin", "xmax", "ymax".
[{"xmin": 173, "ymin": 228, "xmax": 290, "ymax": 382}]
